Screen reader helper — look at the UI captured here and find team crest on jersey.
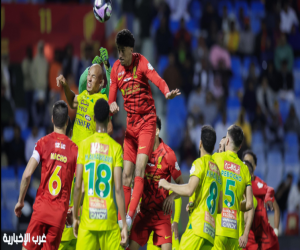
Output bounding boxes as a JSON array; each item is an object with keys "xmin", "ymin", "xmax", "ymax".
[
  {"xmin": 224, "ymin": 161, "xmax": 240, "ymax": 175},
  {"xmin": 257, "ymin": 182, "xmax": 263, "ymax": 189},
  {"xmin": 85, "ymin": 115, "xmax": 91, "ymax": 122},
  {"xmin": 147, "ymin": 63, "xmax": 154, "ymax": 70},
  {"xmin": 90, "ymin": 143, "xmax": 109, "ymax": 155},
  {"xmin": 175, "ymin": 162, "xmax": 180, "ymax": 171},
  {"xmin": 208, "ymin": 161, "xmax": 219, "ymax": 175},
  {"xmin": 55, "ymin": 142, "xmax": 66, "ymax": 149}
]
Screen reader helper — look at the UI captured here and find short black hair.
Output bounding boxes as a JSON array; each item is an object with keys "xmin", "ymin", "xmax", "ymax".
[
  {"xmin": 156, "ymin": 116, "xmax": 161, "ymax": 130},
  {"xmin": 227, "ymin": 125, "xmax": 244, "ymax": 149},
  {"xmin": 65, "ymin": 116, "xmax": 72, "ymax": 137},
  {"xmin": 242, "ymin": 150, "xmax": 257, "ymax": 165},
  {"xmin": 53, "ymin": 100, "xmax": 68, "ymax": 129},
  {"xmin": 116, "ymin": 29, "xmax": 135, "ymax": 48},
  {"xmin": 244, "ymin": 160, "xmax": 254, "ymax": 175},
  {"xmin": 201, "ymin": 125, "xmax": 216, "ymax": 154},
  {"xmin": 94, "ymin": 98, "xmax": 109, "ymax": 123}
]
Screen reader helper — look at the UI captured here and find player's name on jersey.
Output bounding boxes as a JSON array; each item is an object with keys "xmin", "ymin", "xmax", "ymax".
[
  {"xmin": 206, "ymin": 170, "xmax": 222, "ymax": 185},
  {"xmin": 50, "ymin": 153, "xmax": 67, "ymax": 163},
  {"xmin": 85, "ymin": 153, "xmax": 112, "ymax": 163},
  {"xmin": 221, "ymin": 170, "xmax": 242, "ymax": 182},
  {"xmin": 2, "ymin": 233, "xmax": 46, "ymax": 246}
]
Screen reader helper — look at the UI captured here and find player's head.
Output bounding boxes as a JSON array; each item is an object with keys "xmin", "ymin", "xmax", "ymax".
[
  {"xmin": 244, "ymin": 160, "xmax": 254, "ymax": 180},
  {"xmin": 87, "ymin": 64, "xmax": 104, "ymax": 94},
  {"xmin": 65, "ymin": 116, "xmax": 72, "ymax": 138},
  {"xmin": 199, "ymin": 125, "xmax": 216, "ymax": 155},
  {"xmin": 52, "ymin": 100, "xmax": 69, "ymax": 131},
  {"xmin": 94, "ymin": 98, "xmax": 109, "ymax": 128},
  {"xmin": 156, "ymin": 115, "xmax": 162, "ymax": 137},
  {"xmin": 242, "ymin": 150, "xmax": 257, "ymax": 171},
  {"xmin": 218, "ymin": 136, "xmax": 226, "ymax": 153},
  {"xmin": 116, "ymin": 29, "xmax": 135, "ymax": 66},
  {"xmin": 226, "ymin": 125, "xmax": 244, "ymax": 152}
]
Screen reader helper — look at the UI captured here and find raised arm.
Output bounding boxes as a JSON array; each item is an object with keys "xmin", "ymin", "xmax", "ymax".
[
  {"xmin": 108, "ymin": 65, "xmax": 119, "ymax": 115},
  {"xmin": 57, "ymin": 75, "xmax": 78, "ymax": 109}
]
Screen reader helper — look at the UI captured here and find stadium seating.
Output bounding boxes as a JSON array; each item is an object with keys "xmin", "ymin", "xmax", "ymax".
[
  {"xmin": 294, "ymin": 57, "xmax": 300, "ymax": 70},
  {"xmin": 250, "ymin": 1, "xmax": 265, "ymax": 17},
  {"xmin": 157, "ymin": 56, "xmax": 169, "ymax": 76},
  {"xmin": 266, "ymin": 150, "xmax": 283, "ymax": 189},
  {"xmin": 252, "ymin": 131, "xmax": 265, "ymax": 153},
  {"xmin": 229, "ymin": 76, "xmax": 243, "ymax": 93},
  {"xmin": 226, "ymin": 97, "xmax": 241, "ymax": 124},
  {"xmin": 230, "ymin": 56, "xmax": 242, "ymax": 77},
  {"xmin": 3, "ymin": 126, "xmax": 14, "ymax": 142},
  {"xmin": 189, "ymin": 0, "xmax": 202, "ymax": 21},
  {"xmin": 234, "ymin": 1, "xmax": 249, "ymax": 17},
  {"xmin": 284, "ymin": 132, "xmax": 299, "ymax": 153},
  {"xmin": 218, "ymin": 1, "xmax": 233, "ymax": 16},
  {"xmin": 255, "ymin": 152, "xmax": 267, "ymax": 180},
  {"xmin": 1, "ymin": 208, "xmax": 14, "ymax": 230},
  {"xmin": 279, "ymin": 100, "xmax": 291, "ymax": 123},
  {"xmin": 1, "ymin": 169, "xmax": 17, "ymax": 201},
  {"xmin": 169, "ymin": 20, "xmax": 180, "ymax": 34},
  {"xmin": 15, "ymin": 108, "xmax": 29, "ymax": 131}
]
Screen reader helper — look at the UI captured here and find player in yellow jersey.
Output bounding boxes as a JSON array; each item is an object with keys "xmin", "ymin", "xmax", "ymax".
[
  {"xmin": 212, "ymin": 125, "xmax": 254, "ymax": 250},
  {"xmin": 72, "ymin": 99, "xmax": 128, "ymax": 249},
  {"xmin": 147, "ymin": 191, "xmax": 182, "ymax": 250},
  {"xmin": 159, "ymin": 125, "xmax": 223, "ymax": 250}
]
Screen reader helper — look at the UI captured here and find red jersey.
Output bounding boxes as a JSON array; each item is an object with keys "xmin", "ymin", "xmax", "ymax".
[
  {"xmin": 30, "ymin": 132, "xmax": 78, "ymax": 229},
  {"xmin": 250, "ymin": 176, "xmax": 278, "ymax": 249},
  {"xmin": 140, "ymin": 138, "xmax": 182, "ymax": 220},
  {"xmin": 109, "ymin": 53, "xmax": 170, "ymax": 126}
]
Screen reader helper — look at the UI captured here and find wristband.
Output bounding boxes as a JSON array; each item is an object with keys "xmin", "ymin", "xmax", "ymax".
[{"xmin": 274, "ymin": 228, "xmax": 278, "ymax": 236}]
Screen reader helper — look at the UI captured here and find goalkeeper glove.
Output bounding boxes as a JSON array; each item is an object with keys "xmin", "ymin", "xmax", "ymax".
[
  {"xmin": 99, "ymin": 47, "xmax": 110, "ymax": 69},
  {"xmin": 92, "ymin": 56, "xmax": 102, "ymax": 65}
]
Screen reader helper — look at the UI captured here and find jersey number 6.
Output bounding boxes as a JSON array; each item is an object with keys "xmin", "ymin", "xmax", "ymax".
[{"xmin": 49, "ymin": 166, "xmax": 62, "ymax": 196}]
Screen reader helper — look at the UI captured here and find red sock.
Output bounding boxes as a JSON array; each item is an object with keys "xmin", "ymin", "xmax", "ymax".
[
  {"xmin": 128, "ymin": 176, "xmax": 144, "ymax": 218},
  {"xmin": 118, "ymin": 185, "xmax": 131, "ymax": 220}
]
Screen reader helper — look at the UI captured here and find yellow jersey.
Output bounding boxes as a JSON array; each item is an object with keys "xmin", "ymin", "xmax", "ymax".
[
  {"xmin": 213, "ymin": 151, "xmax": 252, "ymax": 239},
  {"xmin": 188, "ymin": 154, "xmax": 223, "ymax": 245},
  {"xmin": 77, "ymin": 132, "xmax": 123, "ymax": 231},
  {"xmin": 72, "ymin": 90, "xmax": 108, "ymax": 145}
]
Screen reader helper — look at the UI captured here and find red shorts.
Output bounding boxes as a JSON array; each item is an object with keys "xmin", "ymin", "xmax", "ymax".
[
  {"xmin": 129, "ymin": 211, "xmax": 172, "ymax": 247},
  {"xmin": 244, "ymin": 230, "xmax": 258, "ymax": 250},
  {"xmin": 124, "ymin": 114, "xmax": 156, "ymax": 164},
  {"xmin": 23, "ymin": 219, "xmax": 63, "ymax": 250}
]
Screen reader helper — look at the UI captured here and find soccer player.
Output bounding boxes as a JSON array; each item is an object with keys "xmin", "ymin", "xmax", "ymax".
[
  {"xmin": 159, "ymin": 125, "xmax": 223, "ymax": 250},
  {"xmin": 14, "ymin": 101, "xmax": 78, "ymax": 250},
  {"xmin": 57, "ymin": 63, "xmax": 112, "ymax": 146},
  {"xmin": 212, "ymin": 125, "xmax": 254, "ymax": 250},
  {"xmin": 73, "ymin": 98, "xmax": 128, "ymax": 249},
  {"xmin": 218, "ymin": 136, "xmax": 226, "ymax": 153},
  {"xmin": 242, "ymin": 150, "xmax": 280, "ymax": 250},
  {"xmin": 109, "ymin": 29, "xmax": 181, "ymax": 227},
  {"xmin": 127, "ymin": 116, "xmax": 184, "ymax": 250}
]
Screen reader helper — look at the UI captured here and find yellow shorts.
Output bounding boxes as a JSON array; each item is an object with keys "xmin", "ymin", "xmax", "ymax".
[
  {"xmin": 147, "ymin": 231, "xmax": 179, "ymax": 250},
  {"xmin": 58, "ymin": 239, "xmax": 77, "ymax": 250},
  {"xmin": 212, "ymin": 235, "xmax": 241, "ymax": 250},
  {"xmin": 76, "ymin": 226, "xmax": 123, "ymax": 250},
  {"xmin": 179, "ymin": 224, "xmax": 213, "ymax": 250}
]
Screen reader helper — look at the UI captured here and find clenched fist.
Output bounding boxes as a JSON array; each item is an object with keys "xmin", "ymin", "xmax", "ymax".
[{"xmin": 56, "ymin": 74, "xmax": 67, "ymax": 88}]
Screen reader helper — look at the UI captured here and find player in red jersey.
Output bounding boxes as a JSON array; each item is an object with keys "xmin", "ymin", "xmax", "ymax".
[
  {"xmin": 126, "ymin": 116, "xmax": 184, "ymax": 250},
  {"xmin": 14, "ymin": 100, "xmax": 78, "ymax": 250},
  {"xmin": 109, "ymin": 29, "xmax": 181, "ymax": 227},
  {"xmin": 242, "ymin": 150, "xmax": 280, "ymax": 250}
]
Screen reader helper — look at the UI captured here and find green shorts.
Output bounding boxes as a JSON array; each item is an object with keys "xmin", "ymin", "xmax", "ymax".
[
  {"xmin": 58, "ymin": 239, "xmax": 77, "ymax": 250},
  {"xmin": 212, "ymin": 235, "xmax": 241, "ymax": 250}
]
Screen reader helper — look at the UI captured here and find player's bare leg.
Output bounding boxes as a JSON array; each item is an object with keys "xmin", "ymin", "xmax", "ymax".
[
  {"xmin": 127, "ymin": 153, "xmax": 148, "ymax": 220},
  {"xmin": 128, "ymin": 239, "xmax": 141, "ymax": 250},
  {"xmin": 161, "ymin": 243, "xmax": 172, "ymax": 250}
]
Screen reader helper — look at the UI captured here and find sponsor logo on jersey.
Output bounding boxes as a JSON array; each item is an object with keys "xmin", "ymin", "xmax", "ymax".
[
  {"xmin": 90, "ymin": 143, "xmax": 109, "ymax": 155},
  {"xmin": 145, "ymin": 173, "xmax": 161, "ymax": 181},
  {"xmin": 205, "ymin": 211, "xmax": 215, "ymax": 228},
  {"xmin": 224, "ymin": 161, "xmax": 240, "ymax": 175},
  {"xmin": 204, "ymin": 222, "xmax": 215, "ymax": 238},
  {"xmin": 147, "ymin": 163, "xmax": 155, "ymax": 167},
  {"xmin": 190, "ymin": 164, "xmax": 195, "ymax": 174},
  {"xmin": 124, "ymin": 77, "xmax": 131, "ymax": 82},
  {"xmin": 89, "ymin": 197, "xmax": 107, "ymax": 220},
  {"xmin": 80, "ymin": 99, "xmax": 89, "ymax": 107},
  {"xmin": 55, "ymin": 142, "xmax": 66, "ymax": 149},
  {"xmin": 222, "ymin": 208, "xmax": 237, "ymax": 220},
  {"xmin": 175, "ymin": 162, "xmax": 180, "ymax": 171},
  {"xmin": 147, "ymin": 63, "xmax": 154, "ymax": 70},
  {"xmin": 133, "ymin": 66, "xmax": 138, "ymax": 79},
  {"xmin": 85, "ymin": 115, "xmax": 91, "ymax": 121},
  {"xmin": 121, "ymin": 83, "xmax": 141, "ymax": 96},
  {"xmin": 50, "ymin": 153, "xmax": 67, "ymax": 163},
  {"xmin": 74, "ymin": 117, "xmax": 91, "ymax": 129},
  {"xmin": 221, "ymin": 217, "xmax": 237, "ymax": 230},
  {"xmin": 257, "ymin": 182, "xmax": 263, "ymax": 189},
  {"xmin": 209, "ymin": 161, "xmax": 220, "ymax": 175},
  {"xmin": 118, "ymin": 71, "xmax": 124, "ymax": 76}
]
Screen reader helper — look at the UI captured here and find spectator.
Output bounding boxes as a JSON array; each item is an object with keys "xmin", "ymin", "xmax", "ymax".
[
  {"xmin": 174, "ymin": 18, "xmax": 191, "ymax": 50},
  {"xmin": 265, "ymin": 61, "xmax": 280, "ymax": 93},
  {"xmin": 179, "ymin": 130, "xmax": 198, "ymax": 172},
  {"xmin": 22, "ymin": 46, "xmax": 34, "ymax": 127},
  {"xmin": 163, "ymin": 53, "xmax": 182, "ymax": 92},
  {"xmin": 245, "ymin": 62, "xmax": 259, "ymax": 89},
  {"xmin": 166, "ymin": 0, "xmax": 191, "ymax": 22},
  {"xmin": 180, "ymin": 56, "xmax": 194, "ymax": 97},
  {"xmin": 242, "ymin": 79, "xmax": 257, "ymax": 124},
  {"xmin": 276, "ymin": 173, "xmax": 294, "ymax": 215},
  {"xmin": 1, "ymin": 84, "xmax": 14, "ymax": 127},
  {"xmin": 193, "ymin": 35, "xmax": 209, "ymax": 63},
  {"xmin": 255, "ymin": 20, "xmax": 274, "ymax": 62},
  {"xmin": 256, "ymin": 76, "xmax": 277, "ymax": 116},
  {"xmin": 193, "ymin": 59, "xmax": 214, "ymax": 92},
  {"xmin": 237, "ymin": 7, "xmax": 246, "ymax": 31},
  {"xmin": 187, "ymin": 115, "xmax": 204, "ymax": 153},
  {"xmin": 187, "ymin": 83, "xmax": 205, "ymax": 118},
  {"xmin": 288, "ymin": 24, "xmax": 300, "ymax": 56},
  {"xmin": 25, "ymin": 126, "xmax": 40, "ymax": 162},
  {"xmin": 6, "ymin": 125, "xmax": 26, "ymax": 166},
  {"xmin": 62, "ymin": 44, "xmax": 78, "ymax": 80},
  {"xmin": 280, "ymin": 1, "xmax": 299, "ymax": 34},
  {"xmin": 284, "ymin": 105, "xmax": 300, "ymax": 137},
  {"xmin": 236, "ymin": 109, "xmax": 252, "ymax": 148},
  {"xmin": 77, "ymin": 44, "xmax": 94, "ymax": 84},
  {"xmin": 209, "ymin": 33, "xmax": 231, "ymax": 70},
  {"xmin": 121, "ymin": 0, "xmax": 136, "ymax": 32},
  {"xmin": 221, "ymin": 5, "xmax": 231, "ymax": 33},
  {"xmin": 202, "ymin": 92, "xmax": 218, "ymax": 125},
  {"xmin": 252, "ymin": 105, "xmax": 267, "ymax": 132},
  {"xmin": 201, "ymin": 2, "xmax": 220, "ymax": 32},
  {"xmin": 1, "ymin": 128, "xmax": 8, "ymax": 167},
  {"xmin": 215, "ymin": 111, "xmax": 230, "ymax": 150},
  {"xmin": 155, "ymin": 16, "xmax": 173, "ymax": 58},
  {"xmin": 239, "ymin": 18, "xmax": 255, "ymax": 56},
  {"xmin": 136, "ymin": 0, "xmax": 155, "ymax": 41},
  {"xmin": 274, "ymin": 34, "xmax": 294, "ymax": 72},
  {"xmin": 288, "ymin": 181, "xmax": 300, "ymax": 213},
  {"xmin": 156, "ymin": 0, "xmax": 171, "ymax": 24},
  {"xmin": 277, "ymin": 60, "xmax": 294, "ymax": 102},
  {"xmin": 224, "ymin": 20, "xmax": 240, "ymax": 54}
]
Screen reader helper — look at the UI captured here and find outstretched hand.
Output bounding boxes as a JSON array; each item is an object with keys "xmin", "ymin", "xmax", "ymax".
[{"xmin": 165, "ymin": 89, "xmax": 181, "ymax": 99}]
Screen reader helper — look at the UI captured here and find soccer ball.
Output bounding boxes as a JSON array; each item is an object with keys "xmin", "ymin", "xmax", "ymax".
[{"xmin": 93, "ymin": 0, "xmax": 112, "ymax": 23}]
